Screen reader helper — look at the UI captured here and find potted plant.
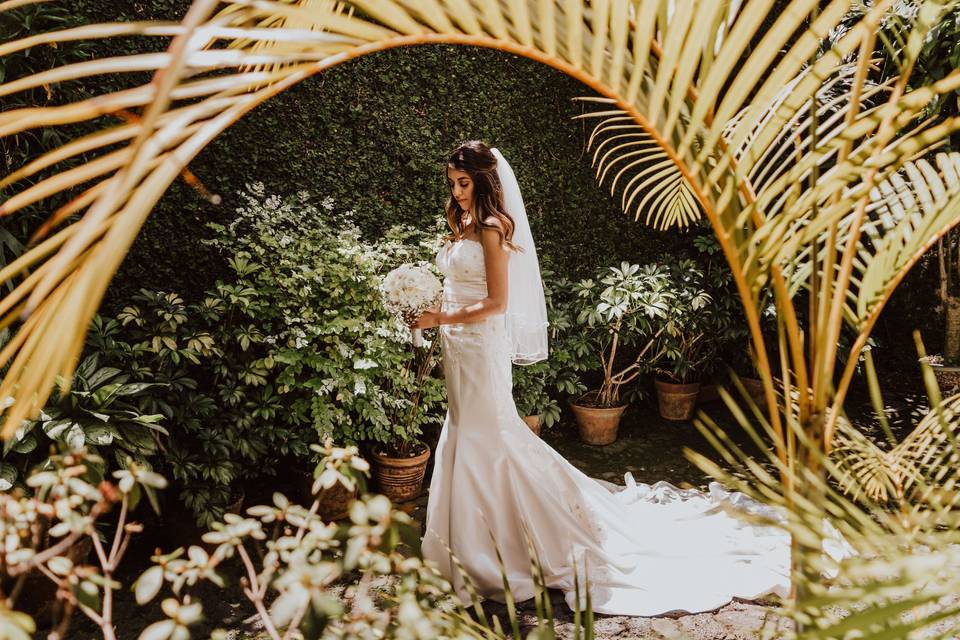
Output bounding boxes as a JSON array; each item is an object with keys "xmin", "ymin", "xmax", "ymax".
[
  {"xmin": 511, "ymin": 271, "xmax": 570, "ymax": 436},
  {"xmin": 567, "ymin": 263, "xmax": 672, "ymax": 444},
  {"xmin": 513, "ymin": 360, "xmax": 562, "ymax": 436},
  {"xmin": 652, "ymin": 259, "xmax": 714, "ymax": 421},
  {"xmin": 921, "ymin": 228, "xmax": 960, "ymax": 394},
  {"xmin": 305, "ymin": 438, "xmax": 370, "ymax": 520},
  {"xmin": 369, "ymin": 330, "xmax": 443, "ymax": 503}
]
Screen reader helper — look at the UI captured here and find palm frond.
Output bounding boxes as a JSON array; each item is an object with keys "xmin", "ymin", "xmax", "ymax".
[{"xmin": 574, "ymin": 100, "xmax": 702, "ymax": 229}]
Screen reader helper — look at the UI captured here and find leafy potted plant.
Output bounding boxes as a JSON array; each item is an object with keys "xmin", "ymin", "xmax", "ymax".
[
  {"xmin": 369, "ymin": 332, "xmax": 443, "ymax": 502},
  {"xmin": 1, "ymin": 341, "xmax": 168, "ymax": 491},
  {"xmin": 920, "ymin": 228, "xmax": 960, "ymax": 394},
  {"xmin": 567, "ymin": 263, "xmax": 672, "ymax": 444},
  {"xmin": 513, "ymin": 360, "xmax": 561, "ymax": 436},
  {"xmin": 512, "ymin": 271, "xmax": 570, "ymax": 436},
  {"xmin": 652, "ymin": 260, "xmax": 714, "ymax": 421}
]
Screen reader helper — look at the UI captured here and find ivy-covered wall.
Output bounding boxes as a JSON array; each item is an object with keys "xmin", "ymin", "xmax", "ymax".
[{"xmin": 64, "ymin": 2, "xmax": 694, "ymax": 315}]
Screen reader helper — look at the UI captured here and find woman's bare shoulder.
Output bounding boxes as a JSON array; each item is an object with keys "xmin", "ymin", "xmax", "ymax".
[{"xmin": 480, "ymin": 215, "xmax": 506, "ymax": 234}]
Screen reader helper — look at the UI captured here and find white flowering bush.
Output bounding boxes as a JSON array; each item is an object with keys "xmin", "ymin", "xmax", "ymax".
[
  {"xmin": 203, "ymin": 186, "xmax": 447, "ymax": 452},
  {"xmin": 0, "ymin": 444, "xmax": 594, "ymax": 640},
  {"xmin": 0, "ymin": 450, "xmax": 167, "ymax": 640}
]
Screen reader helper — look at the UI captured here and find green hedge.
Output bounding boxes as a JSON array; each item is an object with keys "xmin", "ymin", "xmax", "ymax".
[
  {"xmin": 57, "ymin": 1, "xmax": 695, "ymax": 313},
  {"xmin": 8, "ymin": 0, "xmax": 942, "ymax": 387}
]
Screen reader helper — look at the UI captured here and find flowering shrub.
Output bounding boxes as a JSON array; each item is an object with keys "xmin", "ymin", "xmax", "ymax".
[
  {"xmin": 203, "ymin": 185, "xmax": 447, "ymax": 451},
  {"xmin": 0, "ymin": 445, "xmax": 590, "ymax": 639},
  {"xmin": 0, "ymin": 450, "xmax": 167, "ymax": 640},
  {"xmin": 651, "ymin": 259, "xmax": 715, "ymax": 384},
  {"xmin": 562, "ymin": 263, "xmax": 674, "ymax": 407}
]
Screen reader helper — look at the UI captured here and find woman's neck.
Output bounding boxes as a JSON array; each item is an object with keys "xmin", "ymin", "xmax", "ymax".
[{"xmin": 462, "ymin": 212, "xmax": 476, "ymax": 237}]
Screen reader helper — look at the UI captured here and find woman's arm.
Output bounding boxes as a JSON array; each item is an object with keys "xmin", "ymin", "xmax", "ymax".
[{"xmin": 411, "ymin": 224, "xmax": 509, "ymax": 329}]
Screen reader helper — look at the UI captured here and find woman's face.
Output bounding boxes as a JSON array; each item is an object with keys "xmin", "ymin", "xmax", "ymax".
[{"xmin": 447, "ymin": 166, "xmax": 475, "ymax": 214}]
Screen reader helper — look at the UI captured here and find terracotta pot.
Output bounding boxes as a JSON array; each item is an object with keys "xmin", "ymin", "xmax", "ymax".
[
  {"xmin": 522, "ymin": 414, "xmax": 542, "ymax": 437},
  {"xmin": 302, "ymin": 474, "xmax": 358, "ymax": 521},
  {"xmin": 696, "ymin": 384, "xmax": 719, "ymax": 404},
  {"xmin": 740, "ymin": 377, "xmax": 767, "ymax": 402},
  {"xmin": 655, "ymin": 379, "xmax": 701, "ymax": 421},
  {"xmin": 928, "ymin": 361, "xmax": 960, "ymax": 396},
  {"xmin": 569, "ymin": 398, "xmax": 627, "ymax": 445},
  {"xmin": 371, "ymin": 444, "xmax": 432, "ymax": 503}
]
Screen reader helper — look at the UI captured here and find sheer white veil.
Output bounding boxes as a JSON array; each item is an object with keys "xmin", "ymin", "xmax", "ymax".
[{"xmin": 490, "ymin": 147, "xmax": 549, "ymax": 365}]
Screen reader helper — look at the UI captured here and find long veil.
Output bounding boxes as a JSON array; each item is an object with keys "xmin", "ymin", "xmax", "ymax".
[{"xmin": 490, "ymin": 147, "xmax": 549, "ymax": 365}]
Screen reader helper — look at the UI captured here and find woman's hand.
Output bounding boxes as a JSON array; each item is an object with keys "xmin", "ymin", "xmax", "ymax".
[{"xmin": 410, "ymin": 306, "xmax": 442, "ymax": 330}]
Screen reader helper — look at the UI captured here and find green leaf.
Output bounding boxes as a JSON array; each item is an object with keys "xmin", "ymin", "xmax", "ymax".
[
  {"xmin": 134, "ymin": 566, "xmax": 165, "ymax": 604},
  {"xmin": 75, "ymin": 579, "xmax": 100, "ymax": 612},
  {"xmin": 84, "ymin": 424, "xmax": 120, "ymax": 446},
  {"xmin": 119, "ymin": 427, "xmax": 158, "ymax": 454},
  {"xmin": 11, "ymin": 433, "xmax": 38, "ymax": 455},
  {"xmin": 43, "ymin": 418, "xmax": 72, "ymax": 440},
  {"xmin": 0, "ymin": 464, "xmax": 18, "ymax": 491},
  {"xmin": 86, "ymin": 366, "xmax": 123, "ymax": 390},
  {"xmin": 65, "ymin": 424, "xmax": 85, "ymax": 450},
  {"xmin": 91, "ymin": 383, "xmax": 123, "ymax": 407},
  {"xmin": 116, "ymin": 382, "xmax": 161, "ymax": 396}
]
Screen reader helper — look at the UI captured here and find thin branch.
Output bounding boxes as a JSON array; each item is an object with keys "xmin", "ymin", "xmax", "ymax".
[
  {"xmin": 280, "ymin": 599, "xmax": 311, "ymax": 640},
  {"xmin": 237, "ymin": 541, "xmax": 282, "ymax": 634},
  {"xmin": 241, "ymin": 583, "xmax": 283, "ymax": 640},
  {"xmin": 107, "ymin": 495, "xmax": 128, "ymax": 569},
  {"xmin": 46, "ymin": 599, "xmax": 76, "ymax": 640},
  {"xmin": 7, "ymin": 530, "xmax": 84, "ymax": 577}
]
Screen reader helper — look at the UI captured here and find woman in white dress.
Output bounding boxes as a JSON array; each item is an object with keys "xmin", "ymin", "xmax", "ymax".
[{"xmin": 409, "ymin": 140, "xmax": 794, "ymax": 617}]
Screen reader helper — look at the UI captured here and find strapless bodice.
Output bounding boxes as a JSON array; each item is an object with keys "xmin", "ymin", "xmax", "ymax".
[{"xmin": 436, "ymin": 238, "xmax": 488, "ymax": 305}]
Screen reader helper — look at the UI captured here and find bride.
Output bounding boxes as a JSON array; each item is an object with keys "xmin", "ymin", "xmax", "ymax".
[{"xmin": 409, "ymin": 140, "xmax": 794, "ymax": 617}]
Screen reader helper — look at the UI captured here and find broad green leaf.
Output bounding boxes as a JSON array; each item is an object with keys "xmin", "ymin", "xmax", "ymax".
[{"xmin": 0, "ymin": 463, "xmax": 18, "ymax": 490}]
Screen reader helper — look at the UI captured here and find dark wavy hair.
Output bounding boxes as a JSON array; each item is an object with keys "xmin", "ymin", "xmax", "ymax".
[{"xmin": 444, "ymin": 140, "xmax": 520, "ymax": 252}]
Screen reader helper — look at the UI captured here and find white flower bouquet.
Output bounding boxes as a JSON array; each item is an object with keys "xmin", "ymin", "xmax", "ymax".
[{"xmin": 380, "ymin": 262, "xmax": 443, "ymax": 347}]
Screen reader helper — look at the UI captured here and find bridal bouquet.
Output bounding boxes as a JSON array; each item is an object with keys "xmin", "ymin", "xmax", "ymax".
[{"xmin": 380, "ymin": 262, "xmax": 443, "ymax": 347}]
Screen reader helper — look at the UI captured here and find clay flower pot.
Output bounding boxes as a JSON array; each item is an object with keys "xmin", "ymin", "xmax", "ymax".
[
  {"xmin": 301, "ymin": 473, "xmax": 358, "ymax": 521},
  {"xmin": 739, "ymin": 376, "xmax": 767, "ymax": 401},
  {"xmin": 370, "ymin": 442, "xmax": 432, "ymax": 503},
  {"xmin": 522, "ymin": 414, "xmax": 542, "ymax": 437},
  {"xmin": 922, "ymin": 357, "xmax": 960, "ymax": 396},
  {"xmin": 655, "ymin": 379, "xmax": 701, "ymax": 421},
  {"xmin": 569, "ymin": 396, "xmax": 627, "ymax": 445}
]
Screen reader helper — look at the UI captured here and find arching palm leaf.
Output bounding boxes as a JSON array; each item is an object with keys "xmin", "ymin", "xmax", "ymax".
[
  {"xmin": 574, "ymin": 98, "xmax": 702, "ymax": 229},
  {"xmin": 4, "ymin": 0, "xmax": 960, "ymax": 634},
  {"xmin": 2, "ymin": 0, "xmax": 960, "ymax": 444}
]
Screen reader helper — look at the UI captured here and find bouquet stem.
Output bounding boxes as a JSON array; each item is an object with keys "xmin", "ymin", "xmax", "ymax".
[{"xmin": 412, "ymin": 328, "xmax": 423, "ymax": 347}]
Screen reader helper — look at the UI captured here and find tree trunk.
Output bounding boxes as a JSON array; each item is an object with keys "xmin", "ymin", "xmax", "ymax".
[{"xmin": 945, "ymin": 296, "xmax": 960, "ymax": 364}]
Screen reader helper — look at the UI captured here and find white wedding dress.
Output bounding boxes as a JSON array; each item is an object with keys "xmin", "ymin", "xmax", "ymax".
[{"xmin": 421, "ymin": 238, "xmax": 799, "ymax": 617}]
